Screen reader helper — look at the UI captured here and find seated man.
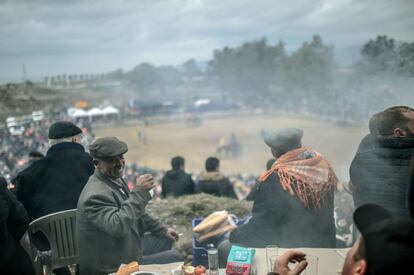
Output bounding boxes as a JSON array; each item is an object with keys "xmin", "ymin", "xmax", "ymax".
[
  {"xmin": 161, "ymin": 156, "xmax": 195, "ymax": 198},
  {"xmin": 197, "ymin": 157, "xmax": 237, "ymax": 199},
  {"xmin": 270, "ymin": 204, "xmax": 414, "ymax": 275},
  {"xmin": 229, "ymin": 128, "xmax": 337, "ymax": 248},
  {"xmin": 76, "ymin": 136, "xmax": 183, "ymax": 275}
]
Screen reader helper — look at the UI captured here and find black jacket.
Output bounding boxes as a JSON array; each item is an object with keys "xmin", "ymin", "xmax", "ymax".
[
  {"xmin": 16, "ymin": 142, "xmax": 94, "ymax": 222},
  {"xmin": 161, "ymin": 169, "xmax": 195, "ymax": 198},
  {"xmin": 230, "ymin": 173, "xmax": 336, "ymax": 248},
  {"xmin": 0, "ymin": 182, "xmax": 35, "ymax": 275},
  {"xmin": 197, "ymin": 171, "xmax": 237, "ymax": 199},
  {"xmin": 350, "ymin": 136, "xmax": 414, "ymax": 219}
]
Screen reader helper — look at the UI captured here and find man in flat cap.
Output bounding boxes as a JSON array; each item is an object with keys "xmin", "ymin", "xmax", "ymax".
[
  {"xmin": 77, "ymin": 136, "xmax": 183, "ymax": 275},
  {"xmin": 16, "ymin": 121, "xmax": 94, "ymax": 275},
  {"xmin": 229, "ymin": 128, "xmax": 338, "ymax": 248}
]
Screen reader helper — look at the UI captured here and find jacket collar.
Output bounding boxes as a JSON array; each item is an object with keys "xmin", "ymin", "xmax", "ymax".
[
  {"xmin": 47, "ymin": 142, "xmax": 85, "ymax": 156},
  {"xmin": 376, "ymin": 136, "xmax": 414, "ymax": 149}
]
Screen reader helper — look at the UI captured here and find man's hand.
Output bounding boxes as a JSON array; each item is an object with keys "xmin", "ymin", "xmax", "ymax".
[
  {"xmin": 273, "ymin": 250, "xmax": 308, "ymax": 275},
  {"xmin": 137, "ymin": 174, "xmax": 154, "ymax": 190},
  {"xmin": 166, "ymin": 227, "xmax": 179, "ymax": 242}
]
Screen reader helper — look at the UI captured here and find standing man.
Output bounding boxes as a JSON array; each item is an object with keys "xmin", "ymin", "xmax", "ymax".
[
  {"xmin": 16, "ymin": 121, "xmax": 94, "ymax": 275},
  {"xmin": 350, "ymin": 106, "xmax": 414, "ymax": 219},
  {"xmin": 16, "ymin": 121, "xmax": 94, "ymax": 222},
  {"xmin": 77, "ymin": 137, "xmax": 182, "ymax": 275},
  {"xmin": 161, "ymin": 156, "xmax": 195, "ymax": 198},
  {"xmin": 229, "ymin": 128, "xmax": 337, "ymax": 248}
]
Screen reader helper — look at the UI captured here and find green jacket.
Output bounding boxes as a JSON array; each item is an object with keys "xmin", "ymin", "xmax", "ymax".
[{"xmin": 76, "ymin": 171, "xmax": 166, "ymax": 275}]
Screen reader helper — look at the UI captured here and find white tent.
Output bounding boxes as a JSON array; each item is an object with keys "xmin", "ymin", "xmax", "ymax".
[
  {"xmin": 101, "ymin": 106, "xmax": 119, "ymax": 115},
  {"xmin": 71, "ymin": 109, "xmax": 88, "ymax": 118},
  {"xmin": 87, "ymin": 107, "xmax": 104, "ymax": 117},
  {"xmin": 194, "ymin": 98, "xmax": 211, "ymax": 108}
]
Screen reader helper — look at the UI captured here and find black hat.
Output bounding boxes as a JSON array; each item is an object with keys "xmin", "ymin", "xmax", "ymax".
[
  {"xmin": 89, "ymin": 136, "xmax": 128, "ymax": 159},
  {"xmin": 48, "ymin": 121, "xmax": 82, "ymax": 139},
  {"xmin": 353, "ymin": 204, "xmax": 414, "ymax": 275},
  {"xmin": 263, "ymin": 128, "xmax": 303, "ymax": 149}
]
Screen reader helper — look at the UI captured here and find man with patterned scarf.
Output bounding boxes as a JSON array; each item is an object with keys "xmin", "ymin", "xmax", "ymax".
[{"xmin": 229, "ymin": 128, "xmax": 338, "ymax": 248}]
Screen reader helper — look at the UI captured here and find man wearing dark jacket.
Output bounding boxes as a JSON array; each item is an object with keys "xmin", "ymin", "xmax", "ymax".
[
  {"xmin": 77, "ymin": 137, "xmax": 182, "ymax": 275},
  {"xmin": 161, "ymin": 156, "xmax": 195, "ymax": 198},
  {"xmin": 350, "ymin": 106, "xmax": 414, "ymax": 219},
  {"xmin": 16, "ymin": 121, "xmax": 94, "ymax": 222},
  {"xmin": 15, "ymin": 121, "xmax": 94, "ymax": 275},
  {"xmin": 197, "ymin": 157, "xmax": 237, "ymax": 199},
  {"xmin": 229, "ymin": 128, "xmax": 337, "ymax": 248},
  {"xmin": 0, "ymin": 176, "xmax": 35, "ymax": 275}
]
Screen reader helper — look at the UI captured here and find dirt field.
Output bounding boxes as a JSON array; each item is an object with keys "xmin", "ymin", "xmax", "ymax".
[{"xmin": 94, "ymin": 113, "xmax": 367, "ymax": 181}]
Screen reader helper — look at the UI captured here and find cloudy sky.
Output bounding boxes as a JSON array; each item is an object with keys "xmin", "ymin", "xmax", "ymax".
[{"xmin": 1, "ymin": 0, "xmax": 413, "ymax": 81}]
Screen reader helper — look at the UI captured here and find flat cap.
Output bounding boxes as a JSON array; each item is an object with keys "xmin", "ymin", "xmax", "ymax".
[
  {"xmin": 89, "ymin": 136, "xmax": 128, "ymax": 159},
  {"xmin": 263, "ymin": 127, "xmax": 303, "ymax": 149},
  {"xmin": 48, "ymin": 121, "xmax": 82, "ymax": 139}
]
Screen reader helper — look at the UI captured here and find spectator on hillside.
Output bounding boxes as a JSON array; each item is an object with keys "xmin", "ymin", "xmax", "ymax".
[
  {"xmin": 270, "ymin": 204, "xmax": 414, "ymax": 275},
  {"xmin": 0, "ymin": 176, "xmax": 35, "ymax": 275},
  {"xmin": 197, "ymin": 157, "xmax": 237, "ymax": 199},
  {"xmin": 229, "ymin": 128, "xmax": 337, "ymax": 248},
  {"xmin": 350, "ymin": 106, "xmax": 414, "ymax": 219},
  {"xmin": 77, "ymin": 137, "xmax": 183, "ymax": 275},
  {"xmin": 161, "ymin": 156, "xmax": 195, "ymax": 198},
  {"xmin": 16, "ymin": 121, "xmax": 94, "ymax": 275},
  {"xmin": 10, "ymin": 150, "xmax": 44, "ymax": 192}
]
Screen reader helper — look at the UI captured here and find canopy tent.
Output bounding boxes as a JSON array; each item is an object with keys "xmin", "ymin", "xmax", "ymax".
[
  {"xmin": 71, "ymin": 109, "xmax": 88, "ymax": 118},
  {"xmin": 101, "ymin": 106, "xmax": 120, "ymax": 115}
]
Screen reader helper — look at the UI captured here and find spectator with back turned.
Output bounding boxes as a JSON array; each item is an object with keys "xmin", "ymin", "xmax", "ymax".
[
  {"xmin": 197, "ymin": 157, "xmax": 237, "ymax": 199},
  {"xmin": 15, "ymin": 121, "xmax": 94, "ymax": 275},
  {"xmin": 161, "ymin": 156, "xmax": 195, "ymax": 198},
  {"xmin": 230, "ymin": 128, "xmax": 337, "ymax": 248}
]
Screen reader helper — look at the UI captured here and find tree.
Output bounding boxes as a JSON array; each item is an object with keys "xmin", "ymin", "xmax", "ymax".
[
  {"xmin": 125, "ymin": 63, "xmax": 158, "ymax": 93},
  {"xmin": 398, "ymin": 42, "xmax": 414, "ymax": 76},
  {"xmin": 282, "ymin": 35, "xmax": 335, "ymax": 95},
  {"xmin": 360, "ymin": 35, "xmax": 397, "ymax": 73},
  {"xmin": 183, "ymin": 59, "xmax": 199, "ymax": 78},
  {"xmin": 208, "ymin": 38, "xmax": 286, "ymax": 103}
]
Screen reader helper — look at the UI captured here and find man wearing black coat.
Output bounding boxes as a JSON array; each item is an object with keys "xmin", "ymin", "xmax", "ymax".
[
  {"xmin": 0, "ymin": 176, "xmax": 35, "ymax": 275},
  {"xmin": 350, "ymin": 106, "xmax": 414, "ymax": 219},
  {"xmin": 15, "ymin": 121, "xmax": 94, "ymax": 275},
  {"xmin": 161, "ymin": 156, "xmax": 195, "ymax": 198},
  {"xmin": 229, "ymin": 128, "xmax": 337, "ymax": 248}
]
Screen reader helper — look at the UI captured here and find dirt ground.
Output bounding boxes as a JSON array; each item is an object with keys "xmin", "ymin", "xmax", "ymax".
[{"xmin": 94, "ymin": 113, "xmax": 367, "ymax": 181}]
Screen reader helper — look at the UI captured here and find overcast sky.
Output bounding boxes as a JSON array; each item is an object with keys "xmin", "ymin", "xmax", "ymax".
[{"xmin": 1, "ymin": 0, "xmax": 413, "ymax": 81}]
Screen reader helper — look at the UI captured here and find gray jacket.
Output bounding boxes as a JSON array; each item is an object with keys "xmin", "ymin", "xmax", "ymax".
[{"xmin": 76, "ymin": 171, "xmax": 166, "ymax": 275}]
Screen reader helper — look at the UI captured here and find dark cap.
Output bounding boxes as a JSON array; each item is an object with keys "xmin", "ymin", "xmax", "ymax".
[
  {"xmin": 263, "ymin": 128, "xmax": 303, "ymax": 150},
  {"xmin": 89, "ymin": 136, "xmax": 128, "ymax": 159},
  {"xmin": 353, "ymin": 204, "xmax": 414, "ymax": 275},
  {"xmin": 48, "ymin": 121, "xmax": 82, "ymax": 139}
]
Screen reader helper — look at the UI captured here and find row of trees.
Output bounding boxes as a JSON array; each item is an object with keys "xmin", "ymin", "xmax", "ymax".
[{"xmin": 47, "ymin": 35, "xmax": 413, "ymax": 118}]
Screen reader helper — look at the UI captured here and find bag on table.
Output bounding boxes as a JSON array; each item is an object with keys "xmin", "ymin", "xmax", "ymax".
[{"xmin": 193, "ymin": 210, "xmax": 238, "ymax": 243}]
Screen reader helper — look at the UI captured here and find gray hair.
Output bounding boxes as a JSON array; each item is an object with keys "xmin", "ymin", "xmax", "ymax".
[{"xmin": 49, "ymin": 134, "xmax": 80, "ymax": 146}]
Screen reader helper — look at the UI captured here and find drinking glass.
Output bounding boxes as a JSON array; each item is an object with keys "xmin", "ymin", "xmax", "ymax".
[
  {"xmin": 265, "ymin": 245, "xmax": 279, "ymax": 273},
  {"xmin": 208, "ymin": 248, "xmax": 219, "ymax": 275}
]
